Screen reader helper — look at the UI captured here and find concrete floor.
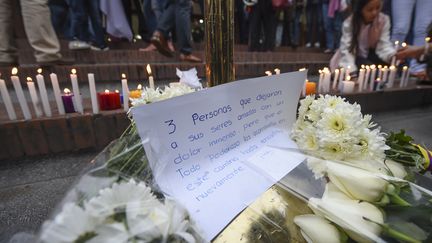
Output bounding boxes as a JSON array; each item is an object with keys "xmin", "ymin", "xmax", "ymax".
[{"xmin": 1, "ymin": 105, "xmax": 432, "ymax": 243}]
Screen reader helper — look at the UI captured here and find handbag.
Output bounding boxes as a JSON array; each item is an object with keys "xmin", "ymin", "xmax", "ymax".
[{"xmin": 272, "ymin": 0, "xmax": 291, "ymax": 9}]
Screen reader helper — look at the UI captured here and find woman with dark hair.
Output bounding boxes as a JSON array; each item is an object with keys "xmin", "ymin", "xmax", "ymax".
[{"xmin": 330, "ymin": 0, "xmax": 395, "ymax": 73}]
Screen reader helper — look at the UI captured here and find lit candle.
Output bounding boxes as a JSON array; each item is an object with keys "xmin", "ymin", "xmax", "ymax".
[
  {"xmin": 391, "ymin": 41, "xmax": 399, "ymax": 66},
  {"xmin": 369, "ymin": 65, "xmax": 377, "ymax": 91},
  {"xmin": 35, "ymin": 69, "xmax": 52, "ymax": 117},
  {"xmin": 11, "ymin": 67, "xmax": 31, "ymax": 120},
  {"xmin": 387, "ymin": 65, "xmax": 396, "ymax": 88},
  {"xmin": 26, "ymin": 77, "xmax": 43, "ymax": 117},
  {"xmin": 87, "ymin": 73, "xmax": 99, "ymax": 114},
  {"xmin": 305, "ymin": 81, "xmax": 316, "ymax": 95},
  {"xmin": 357, "ymin": 67, "xmax": 365, "ymax": 91},
  {"xmin": 377, "ymin": 65, "xmax": 383, "ymax": 80},
  {"xmin": 146, "ymin": 64, "xmax": 155, "ymax": 89},
  {"xmin": 382, "ymin": 66, "xmax": 389, "ymax": 82},
  {"xmin": 98, "ymin": 89, "xmax": 121, "ymax": 110},
  {"xmin": 400, "ymin": 66, "xmax": 408, "ymax": 87},
  {"xmin": 121, "ymin": 73, "xmax": 129, "ymax": 111},
  {"xmin": 70, "ymin": 69, "xmax": 83, "ymax": 114},
  {"xmin": 338, "ymin": 67, "xmax": 344, "ymax": 91},
  {"xmin": 265, "ymin": 70, "xmax": 272, "ymax": 76},
  {"xmin": 332, "ymin": 69, "xmax": 339, "ymax": 90},
  {"xmin": 374, "ymin": 78, "xmax": 381, "ymax": 91},
  {"xmin": 345, "ymin": 65, "xmax": 351, "ymax": 79},
  {"xmin": 342, "ymin": 76, "xmax": 355, "ymax": 94},
  {"xmin": 364, "ymin": 65, "xmax": 371, "ymax": 91},
  {"xmin": 274, "ymin": 68, "xmax": 281, "ymax": 75},
  {"xmin": 318, "ymin": 69, "xmax": 324, "ymax": 93},
  {"xmin": 0, "ymin": 78, "xmax": 17, "ymax": 120},
  {"xmin": 49, "ymin": 73, "xmax": 65, "ymax": 115},
  {"xmin": 323, "ymin": 68, "xmax": 331, "ymax": 93},
  {"xmin": 62, "ymin": 88, "xmax": 75, "ymax": 113}
]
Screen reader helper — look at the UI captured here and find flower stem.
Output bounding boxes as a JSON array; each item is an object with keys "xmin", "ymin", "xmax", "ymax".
[
  {"xmin": 363, "ymin": 217, "xmax": 421, "ymax": 243},
  {"xmin": 387, "ymin": 192, "xmax": 411, "ymax": 206}
]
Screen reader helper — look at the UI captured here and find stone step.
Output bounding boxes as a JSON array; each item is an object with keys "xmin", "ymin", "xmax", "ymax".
[{"xmin": 0, "ymin": 61, "xmax": 328, "ymax": 86}]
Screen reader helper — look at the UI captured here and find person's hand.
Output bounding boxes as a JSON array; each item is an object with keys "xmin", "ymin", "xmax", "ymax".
[{"xmin": 395, "ymin": 45, "xmax": 425, "ymax": 60}]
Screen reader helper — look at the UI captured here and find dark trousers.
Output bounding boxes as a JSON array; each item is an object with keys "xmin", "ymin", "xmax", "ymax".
[
  {"xmin": 306, "ymin": 3, "xmax": 322, "ymax": 45},
  {"xmin": 355, "ymin": 49, "xmax": 388, "ymax": 67},
  {"xmin": 68, "ymin": 0, "xmax": 106, "ymax": 48},
  {"xmin": 248, "ymin": 0, "xmax": 276, "ymax": 52},
  {"xmin": 157, "ymin": 0, "xmax": 192, "ymax": 55}
]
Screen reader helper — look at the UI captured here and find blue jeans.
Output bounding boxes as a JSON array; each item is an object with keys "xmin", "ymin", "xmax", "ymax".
[
  {"xmin": 392, "ymin": 0, "xmax": 432, "ymax": 73},
  {"xmin": 157, "ymin": 0, "xmax": 192, "ymax": 55},
  {"xmin": 322, "ymin": 3, "xmax": 342, "ymax": 50},
  {"xmin": 68, "ymin": 0, "xmax": 106, "ymax": 48}
]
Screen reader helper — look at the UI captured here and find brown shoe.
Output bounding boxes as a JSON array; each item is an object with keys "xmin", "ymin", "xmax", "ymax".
[
  {"xmin": 150, "ymin": 31, "xmax": 174, "ymax": 57},
  {"xmin": 179, "ymin": 53, "xmax": 202, "ymax": 63}
]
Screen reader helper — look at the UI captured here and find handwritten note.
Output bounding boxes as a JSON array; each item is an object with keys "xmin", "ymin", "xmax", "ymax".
[{"xmin": 132, "ymin": 71, "xmax": 307, "ymax": 241}]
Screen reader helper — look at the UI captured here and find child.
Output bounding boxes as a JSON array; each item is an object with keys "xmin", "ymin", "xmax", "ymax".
[{"xmin": 330, "ymin": 0, "xmax": 395, "ymax": 74}]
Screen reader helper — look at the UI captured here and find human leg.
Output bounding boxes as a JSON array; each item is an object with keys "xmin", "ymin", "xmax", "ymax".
[{"xmin": 0, "ymin": 0, "xmax": 18, "ymax": 63}]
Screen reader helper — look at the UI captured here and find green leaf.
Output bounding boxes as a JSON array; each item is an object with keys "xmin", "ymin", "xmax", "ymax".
[{"xmin": 388, "ymin": 222, "xmax": 428, "ymax": 241}]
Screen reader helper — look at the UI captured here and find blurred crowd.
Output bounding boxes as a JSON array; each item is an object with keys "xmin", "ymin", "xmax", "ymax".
[{"xmin": 0, "ymin": 0, "xmax": 431, "ymax": 79}]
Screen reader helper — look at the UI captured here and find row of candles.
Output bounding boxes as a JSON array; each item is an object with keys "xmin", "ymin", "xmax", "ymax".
[
  {"xmin": 0, "ymin": 65, "xmax": 155, "ymax": 121},
  {"xmin": 264, "ymin": 63, "xmax": 411, "ymax": 97}
]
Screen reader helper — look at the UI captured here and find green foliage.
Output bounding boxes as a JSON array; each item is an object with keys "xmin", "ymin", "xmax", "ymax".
[{"xmin": 385, "ymin": 130, "xmax": 426, "ymax": 171}]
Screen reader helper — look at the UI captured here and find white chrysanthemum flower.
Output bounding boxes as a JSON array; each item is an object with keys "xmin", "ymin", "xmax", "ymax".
[
  {"xmin": 298, "ymin": 95, "xmax": 315, "ymax": 120},
  {"xmin": 143, "ymin": 87, "xmax": 163, "ymax": 103},
  {"xmin": 357, "ymin": 128, "xmax": 389, "ymax": 160},
  {"xmin": 86, "ymin": 179, "xmax": 158, "ymax": 219},
  {"xmin": 88, "ymin": 223, "xmax": 131, "ymax": 243},
  {"xmin": 40, "ymin": 203, "xmax": 99, "ymax": 243},
  {"xmin": 295, "ymin": 125, "xmax": 319, "ymax": 152}
]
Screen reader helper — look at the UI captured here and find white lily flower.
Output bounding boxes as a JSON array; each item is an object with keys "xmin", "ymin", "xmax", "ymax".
[
  {"xmin": 326, "ymin": 161, "xmax": 389, "ymax": 202},
  {"xmin": 294, "ymin": 214, "xmax": 342, "ymax": 243},
  {"xmin": 309, "ymin": 198, "xmax": 384, "ymax": 243}
]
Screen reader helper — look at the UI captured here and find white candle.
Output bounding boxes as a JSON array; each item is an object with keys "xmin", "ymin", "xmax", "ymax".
[
  {"xmin": 382, "ymin": 66, "xmax": 389, "ymax": 82},
  {"xmin": 274, "ymin": 68, "xmax": 281, "ymax": 75},
  {"xmin": 391, "ymin": 41, "xmax": 399, "ymax": 66},
  {"xmin": 332, "ymin": 69, "xmax": 339, "ymax": 90},
  {"xmin": 345, "ymin": 65, "xmax": 351, "ymax": 79},
  {"xmin": 26, "ymin": 77, "xmax": 43, "ymax": 118},
  {"xmin": 35, "ymin": 69, "xmax": 52, "ymax": 117},
  {"xmin": 146, "ymin": 64, "xmax": 155, "ymax": 89},
  {"xmin": 0, "ymin": 78, "xmax": 17, "ymax": 120},
  {"xmin": 87, "ymin": 73, "xmax": 99, "ymax": 114},
  {"xmin": 318, "ymin": 70, "xmax": 324, "ymax": 93},
  {"xmin": 265, "ymin": 70, "xmax": 272, "ymax": 76},
  {"xmin": 338, "ymin": 67, "xmax": 344, "ymax": 91},
  {"xmin": 121, "ymin": 73, "xmax": 129, "ymax": 111},
  {"xmin": 377, "ymin": 65, "xmax": 383, "ymax": 80},
  {"xmin": 302, "ymin": 79, "xmax": 307, "ymax": 96},
  {"xmin": 357, "ymin": 68, "xmax": 365, "ymax": 91},
  {"xmin": 387, "ymin": 66, "xmax": 396, "ymax": 88},
  {"xmin": 364, "ymin": 66, "xmax": 371, "ymax": 91},
  {"xmin": 400, "ymin": 66, "xmax": 408, "ymax": 87},
  {"xmin": 50, "ymin": 73, "xmax": 65, "ymax": 115},
  {"xmin": 369, "ymin": 65, "xmax": 377, "ymax": 91},
  {"xmin": 342, "ymin": 79, "xmax": 355, "ymax": 94},
  {"xmin": 11, "ymin": 68, "xmax": 32, "ymax": 120},
  {"xmin": 70, "ymin": 69, "xmax": 83, "ymax": 113},
  {"xmin": 323, "ymin": 68, "xmax": 331, "ymax": 93}
]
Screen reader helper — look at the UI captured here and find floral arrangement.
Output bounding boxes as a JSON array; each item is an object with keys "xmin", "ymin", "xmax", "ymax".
[
  {"xmin": 40, "ymin": 179, "xmax": 198, "ymax": 243},
  {"xmin": 291, "ymin": 95, "xmax": 432, "ymax": 243}
]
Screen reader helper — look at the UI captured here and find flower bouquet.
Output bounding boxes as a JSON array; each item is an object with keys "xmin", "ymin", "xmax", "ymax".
[{"xmin": 37, "ymin": 78, "xmax": 432, "ymax": 243}]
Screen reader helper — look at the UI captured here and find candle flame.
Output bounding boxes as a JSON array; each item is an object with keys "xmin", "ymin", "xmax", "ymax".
[
  {"xmin": 346, "ymin": 75, "xmax": 351, "ymax": 81},
  {"xmin": 305, "ymin": 79, "xmax": 309, "ymax": 83},
  {"xmin": 274, "ymin": 68, "xmax": 280, "ymax": 73},
  {"xmin": 378, "ymin": 65, "xmax": 382, "ymax": 69},
  {"xmin": 115, "ymin": 89, "xmax": 119, "ymax": 93},
  {"xmin": 403, "ymin": 66, "xmax": 408, "ymax": 70},
  {"xmin": 384, "ymin": 66, "xmax": 388, "ymax": 69},
  {"xmin": 37, "ymin": 68, "xmax": 42, "ymax": 74},
  {"xmin": 26, "ymin": 77, "xmax": 33, "ymax": 82},
  {"xmin": 71, "ymin": 68, "xmax": 76, "ymax": 75},
  {"xmin": 298, "ymin": 68, "xmax": 306, "ymax": 71},
  {"xmin": 64, "ymin": 88, "xmax": 71, "ymax": 94},
  {"xmin": 366, "ymin": 65, "xmax": 370, "ymax": 69},
  {"xmin": 105, "ymin": 89, "xmax": 110, "ymax": 93},
  {"xmin": 137, "ymin": 84, "xmax": 142, "ymax": 90},
  {"xmin": 12, "ymin": 67, "xmax": 18, "ymax": 75},
  {"xmin": 401, "ymin": 42, "xmax": 407, "ymax": 48},
  {"xmin": 395, "ymin": 41, "xmax": 399, "ymax": 45},
  {"xmin": 370, "ymin": 65, "xmax": 376, "ymax": 69},
  {"xmin": 146, "ymin": 64, "xmax": 152, "ymax": 75},
  {"xmin": 361, "ymin": 65, "xmax": 365, "ymax": 69},
  {"xmin": 426, "ymin": 37, "xmax": 431, "ymax": 42},
  {"xmin": 318, "ymin": 70, "xmax": 322, "ymax": 74},
  {"xmin": 390, "ymin": 65, "xmax": 395, "ymax": 70},
  {"xmin": 335, "ymin": 69, "xmax": 339, "ymax": 73},
  {"xmin": 376, "ymin": 78, "xmax": 381, "ymax": 81},
  {"xmin": 265, "ymin": 71, "xmax": 272, "ymax": 76},
  {"xmin": 121, "ymin": 73, "xmax": 126, "ymax": 79}
]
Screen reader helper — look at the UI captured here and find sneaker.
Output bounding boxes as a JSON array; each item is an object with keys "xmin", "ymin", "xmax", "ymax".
[
  {"xmin": 314, "ymin": 42, "xmax": 320, "ymax": 48},
  {"xmin": 324, "ymin": 48, "xmax": 333, "ymax": 54},
  {"xmin": 90, "ymin": 45, "xmax": 109, "ymax": 51},
  {"xmin": 305, "ymin": 42, "xmax": 312, "ymax": 48},
  {"xmin": 68, "ymin": 40, "xmax": 90, "ymax": 50}
]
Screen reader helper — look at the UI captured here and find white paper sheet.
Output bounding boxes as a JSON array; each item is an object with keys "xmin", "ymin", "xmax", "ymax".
[{"xmin": 132, "ymin": 71, "xmax": 307, "ymax": 241}]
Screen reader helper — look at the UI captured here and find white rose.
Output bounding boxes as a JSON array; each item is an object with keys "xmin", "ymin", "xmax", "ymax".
[
  {"xmin": 309, "ymin": 198, "xmax": 384, "ymax": 243},
  {"xmin": 326, "ymin": 161, "xmax": 389, "ymax": 202},
  {"xmin": 294, "ymin": 214, "xmax": 342, "ymax": 243}
]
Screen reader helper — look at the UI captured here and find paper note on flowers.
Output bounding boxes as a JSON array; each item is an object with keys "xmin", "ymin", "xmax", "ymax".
[{"xmin": 132, "ymin": 71, "xmax": 307, "ymax": 241}]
